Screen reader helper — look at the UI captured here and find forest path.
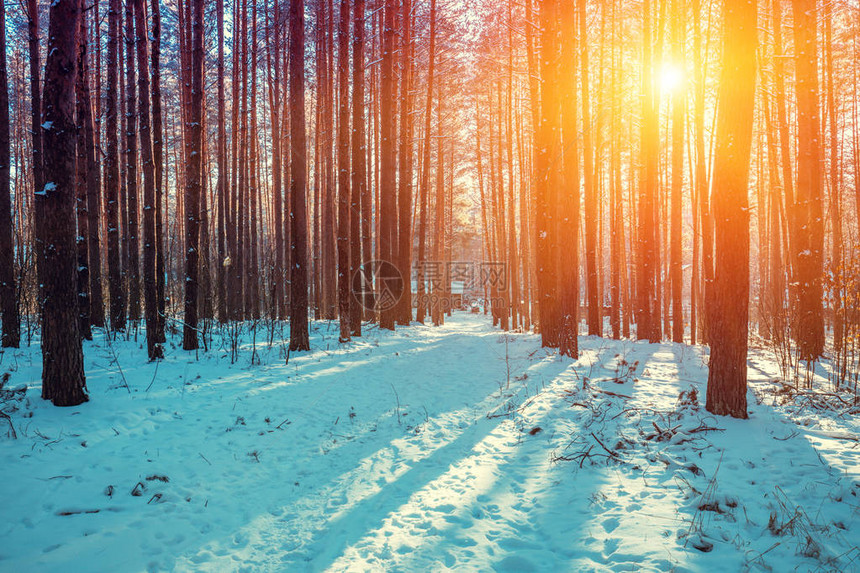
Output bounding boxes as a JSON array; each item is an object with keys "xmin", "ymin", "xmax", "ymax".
[
  {"xmin": 173, "ymin": 312, "xmax": 577, "ymax": 571},
  {"xmin": 0, "ymin": 312, "xmax": 856, "ymax": 572}
]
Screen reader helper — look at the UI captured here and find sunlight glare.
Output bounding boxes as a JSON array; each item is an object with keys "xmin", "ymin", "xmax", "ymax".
[{"xmin": 659, "ymin": 63, "xmax": 684, "ymax": 94}]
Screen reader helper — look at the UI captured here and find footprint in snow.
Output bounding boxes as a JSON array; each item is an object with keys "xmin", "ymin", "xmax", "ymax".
[
  {"xmin": 602, "ymin": 516, "xmax": 620, "ymax": 533},
  {"xmin": 493, "ymin": 555, "xmax": 538, "ymax": 572},
  {"xmin": 603, "ymin": 537, "xmax": 620, "ymax": 556}
]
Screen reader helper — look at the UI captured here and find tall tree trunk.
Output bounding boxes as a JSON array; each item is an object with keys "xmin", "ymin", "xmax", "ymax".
[
  {"xmin": 39, "ymin": 0, "xmax": 88, "ymax": 406},
  {"xmin": 432, "ymin": 89, "xmax": 445, "ymax": 327},
  {"xmin": 609, "ymin": 0, "xmax": 622, "ymax": 340},
  {"xmin": 266, "ymin": 0, "xmax": 283, "ymax": 320},
  {"xmin": 80, "ymin": 6, "xmax": 105, "ymax": 330},
  {"xmin": 199, "ymin": 136, "xmax": 212, "ymax": 321},
  {"xmin": 493, "ymin": 84, "xmax": 508, "ymax": 330},
  {"xmin": 289, "ymin": 0, "xmax": 310, "ymax": 351},
  {"xmin": 823, "ymin": 1, "xmax": 842, "ymax": 351},
  {"xmin": 706, "ymin": 0, "xmax": 757, "ymax": 419},
  {"xmin": 237, "ymin": 0, "xmax": 248, "ymax": 319},
  {"xmin": 505, "ymin": 1, "xmax": 518, "ymax": 331},
  {"xmin": 579, "ymin": 0, "xmax": 600, "ymax": 337},
  {"xmin": 0, "ymin": 0, "xmax": 18, "ymax": 348},
  {"xmin": 516, "ymin": 98, "xmax": 532, "ymax": 331},
  {"xmin": 535, "ymin": 0, "xmax": 561, "ymax": 347},
  {"xmin": 320, "ymin": 0, "xmax": 336, "ymax": 320},
  {"xmin": 772, "ymin": 0, "xmax": 794, "ymax": 259},
  {"xmin": 476, "ymin": 99, "xmax": 490, "ymax": 320},
  {"xmin": 105, "ymin": 0, "xmax": 124, "ymax": 330},
  {"xmin": 559, "ymin": 1, "xmax": 579, "ymax": 357},
  {"xmin": 525, "ymin": 0, "xmax": 540, "ymax": 330},
  {"xmin": 337, "ymin": 0, "xmax": 352, "ymax": 341},
  {"xmin": 248, "ymin": 0, "xmax": 260, "ymax": 319},
  {"xmin": 695, "ymin": 0, "xmax": 713, "ymax": 344},
  {"xmin": 378, "ymin": 0, "xmax": 397, "ymax": 330},
  {"xmin": 416, "ymin": 0, "xmax": 436, "ymax": 326},
  {"xmin": 28, "ymin": 0, "xmax": 47, "ymax": 337},
  {"xmin": 75, "ymin": 6, "xmax": 93, "ymax": 341},
  {"xmin": 638, "ymin": 0, "xmax": 659, "ymax": 342},
  {"xmin": 396, "ymin": 0, "xmax": 414, "ymax": 325},
  {"xmin": 125, "ymin": 0, "xmax": 140, "ymax": 322},
  {"xmin": 791, "ymin": 0, "xmax": 825, "ymax": 360},
  {"xmin": 313, "ymin": 104, "xmax": 322, "ymax": 320},
  {"xmin": 135, "ymin": 0, "xmax": 161, "ymax": 359},
  {"xmin": 151, "ymin": 0, "xmax": 165, "ymax": 341},
  {"xmin": 350, "ymin": 0, "xmax": 367, "ymax": 334},
  {"xmin": 227, "ymin": 0, "xmax": 240, "ymax": 320},
  {"xmin": 27, "ymin": 0, "xmax": 44, "ymax": 201},
  {"xmin": 763, "ymin": 82, "xmax": 785, "ymax": 343},
  {"xmin": 669, "ymin": 0, "xmax": 685, "ymax": 343},
  {"xmin": 182, "ymin": 0, "xmax": 204, "ymax": 350}
]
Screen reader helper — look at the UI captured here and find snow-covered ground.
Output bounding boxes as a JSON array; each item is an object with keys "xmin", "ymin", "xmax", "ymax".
[{"xmin": 0, "ymin": 312, "xmax": 857, "ymax": 572}]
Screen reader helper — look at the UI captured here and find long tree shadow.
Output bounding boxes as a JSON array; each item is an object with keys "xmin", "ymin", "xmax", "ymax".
[
  {"xmin": 153, "ymin": 317, "xmax": 570, "ymax": 571},
  {"xmin": 303, "ymin": 360, "xmax": 575, "ymax": 571}
]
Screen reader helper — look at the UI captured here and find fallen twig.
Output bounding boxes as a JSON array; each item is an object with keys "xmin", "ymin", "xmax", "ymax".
[{"xmin": 590, "ymin": 432, "xmax": 621, "ymax": 460}]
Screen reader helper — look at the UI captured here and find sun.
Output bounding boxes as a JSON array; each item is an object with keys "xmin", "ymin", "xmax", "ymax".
[{"xmin": 659, "ymin": 62, "xmax": 684, "ymax": 93}]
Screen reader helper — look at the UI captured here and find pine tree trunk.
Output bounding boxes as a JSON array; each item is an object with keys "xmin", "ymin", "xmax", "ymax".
[
  {"xmin": 416, "ymin": 0, "xmax": 436, "ymax": 326},
  {"xmin": 559, "ymin": 1, "xmax": 579, "ymax": 357},
  {"xmin": 695, "ymin": 0, "xmax": 713, "ymax": 344},
  {"xmin": 396, "ymin": 0, "xmax": 414, "ymax": 326},
  {"xmin": 79, "ymin": 7, "xmax": 105, "ymax": 330},
  {"xmin": 762, "ymin": 85, "xmax": 785, "ymax": 342},
  {"xmin": 535, "ymin": 0, "xmax": 561, "ymax": 347},
  {"xmin": 492, "ymin": 86, "xmax": 507, "ymax": 330},
  {"xmin": 105, "ymin": 0, "xmax": 125, "ymax": 331},
  {"xmin": 638, "ymin": 0, "xmax": 659, "ymax": 342},
  {"xmin": 28, "ymin": 0, "xmax": 47, "ymax": 336},
  {"xmin": 227, "ymin": 0, "xmax": 240, "ymax": 320},
  {"xmin": 772, "ymin": 0, "xmax": 794, "ymax": 259},
  {"xmin": 248, "ymin": 0, "xmax": 260, "ymax": 320},
  {"xmin": 579, "ymin": 0, "xmax": 600, "ymax": 338},
  {"xmin": 134, "ymin": 0, "xmax": 161, "ymax": 359},
  {"xmin": 124, "ymin": 0, "xmax": 140, "ymax": 323},
  {"xmin": 313, "ymin": 110, "xmax": 321, "ymax": 319},
  {"xmin": 199, "ymin": 139, "xmax": 212, "ymax": 322},
  {"xmin": 791, "ymin": 0, "xmax": 825, "ymax": 361},
  {"xmin": 516, "ymin": 100, "xmax": 532, "ymax": 331},
  {"xmin": 378, "ymin": 0, "xmax": 397, "ymax": 330},
  {"xmin": 27, "ymin": 0, "xmax": 44, "ymax": 199},
  {"xmin": 525, "ymin": 0, "xmax": 540, "ymax": 330},
  {"xmin": 432, "ymin": 90, "xmax": 445, "ymax": 327},
  {"xmin": 691, "ymin": 0, "xmax": 704, "ymax": 344},
  {"xmin": 670, "ymin": 0, "xmax": 685, "ymax": 343},
  {"xmin": 151, "ymin": 0, "xmax": 166, "ymax": 341},
  {"xmin": 706, "ymin": 0, "xmax": 756, "ymax": 419},
  {"xmin": 505, "ymin": 2, "xmax": 518, "ymax": 331},
  {"xmin": 266, "ymin": 0, "xmax": 283, "ymax": 321},
  {"xmin": 476, "ymin": 101, "xmax": 490, "ymax": 319},
  {"xmin": 350, "ymin": 0, "xmax": 367, "ymax": 334},
  {"xmin": 289, "ymin": 0, "xmax": 310, "ymax": 351},
  {"xmin": 75, "ymin": 9, "xmax": 93, "ymax": 341},
  {"xmin": 182, "ymin": 0, "xmax": 204, "ymax": 350},
  {"xmin": 609, "ymin": 0, "xmax": 622, "ymax": 340},
  {"xmin": 39, "ymin": 0, "xmax": 88, "ymax": 406},
  {"xmin": 237, "ymin": 0, "xmax": 248, "ymax": 319},
  {"xmin": 0, "ymin": 0, "xmax": 19, "ymax": 348},
  {"xmin": 320, "ymin": 1, "xmax": 336, "ymax": 320},
  {"xmin": 336, "ymin": 0, "xmax": 352, "ymax": 341},
  {"xmin": 823, "ymin": 2, "xmax": 842, "ymax": 351}
]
